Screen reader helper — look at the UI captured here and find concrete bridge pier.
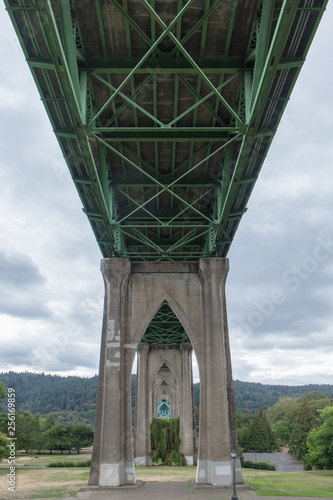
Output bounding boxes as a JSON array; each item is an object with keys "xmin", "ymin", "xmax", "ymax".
[
  {"xmin": 195, "ymin": 259, "xmax": 242, "ymax": 485},
  {"xmin": 88, "ymin": 259, "xmax": 136, "ymax": 487},
  {"xmin": 88, "ymin": 258, "xmax": 242, "ymax": 488}
]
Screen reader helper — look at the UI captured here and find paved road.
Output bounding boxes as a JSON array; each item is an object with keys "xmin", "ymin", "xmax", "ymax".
[{"xmin": 243, "ymin": 450, "xmax": 304, "ymax": 471}]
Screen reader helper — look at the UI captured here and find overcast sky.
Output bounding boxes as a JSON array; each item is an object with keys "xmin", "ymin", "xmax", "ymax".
[{"xmin": 1, "ymin": 4, "xmax": 333, "ymax": 386}]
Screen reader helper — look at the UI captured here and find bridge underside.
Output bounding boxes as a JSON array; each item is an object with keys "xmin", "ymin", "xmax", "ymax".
[
  {"xmin": 5, "ymin": 0, "xmax": 328, "ymax": 488},
  {"xmin": 5, "ymin": 0, "xmax": 328, "ymax": 261}
]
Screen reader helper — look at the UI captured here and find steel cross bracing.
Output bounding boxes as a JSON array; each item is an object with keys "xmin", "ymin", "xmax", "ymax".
[
  {"xmin": 5, "ymin": 0, "xmax": 328, "ymax": 261},
  {"xmin": 141, "ymin": 302, "xmax": 190, "ymax": 344}
]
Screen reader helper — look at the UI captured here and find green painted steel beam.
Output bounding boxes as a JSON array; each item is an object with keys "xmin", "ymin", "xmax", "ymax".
[
  {"xmin": 111, "ymin": 177, "xmax": 218, "ymax": 187},
  {"xmin": 94, "ymin": 0, "xmax": 108, "ymax": 58},
  {"xmin": 251, "ymin": 0, "xmax": 274, "ymax": 107},
  {"xmin": 168, "ymin": 73, "xmax": 240, "ymax": 128},
  {"xmin": 59, "ymin": 0, "xmax": 81, "ymax": 108},
  {"xmin": 90, "ymin": 128, "xmax": 241, "ymax": 141},
  {"xmin": 120, "ymin": 224, "xmax": 210, "ymax": 229},
  {"xmin": 26, "ymin": 56, "xmax": 305, "ymax": 72},
  {"xmin": 84, "ymin": 57, "xmax": 245, "ymax": 73},
  {"xmin": 92, "ymin": 73, "xmax": 165, "ymax": 128}
]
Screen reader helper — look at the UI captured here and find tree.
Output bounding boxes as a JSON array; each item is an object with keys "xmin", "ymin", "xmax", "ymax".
[
  {"xmin": 43, "ymin": 424, "xmax": 73, "ymax": 454},
  {"xmin": 43, "ymin": 424, "xmax": 93, "ymax": 454},
  {"xmin": 0, "ymin": 432, "xmax": 9, "ymax": 461},
  {"xmin": 69, "ymin": 426, "xmax": 94, "ymax": 453},
  {"xmin": 0, "ymin": 381, "xmax": 6, "ymax": 410},
  {"xmin": 236, "ymin": 412, "xmax": 252, "ymax": 450},
  {"xmin": 36, "ymin": 415, "xmax": 57, "ymax": 453},
  {"xmin": 289, "ymin": 396, "xmax": 318, "ymax": 461},
  {"xmin": 240, "ymin": 411, "xmax": 276, "ymax": 452},
  {"xmin": 305, "ymin": 406, "xmax": 333, "ymax": 470},
  {"xmin": 267, "ymin": 397, "xmax": 298, "ymax": 444},
  {"xmin": 15, "ymin": 411, "xmax": 41, "ymax": 453},
  {"xmin": 267, "ymin": 392, "xmax": 330, "ymax": 446},
  {"xmin": 0, "ymin": 413, "xmax": 8, "ymax": 435},
  {"xmin": 150, "ymin": 418, "xmax": 186, "ymax": 465}
]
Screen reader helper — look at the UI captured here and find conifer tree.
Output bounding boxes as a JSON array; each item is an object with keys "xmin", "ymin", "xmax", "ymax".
[
  {"xmin": 242, "ymin": 411, "xmax": 276, "ymax": 452},
  {"xmin": 289, "ymin": 396, "xmax": 318, "ymax": 460}
]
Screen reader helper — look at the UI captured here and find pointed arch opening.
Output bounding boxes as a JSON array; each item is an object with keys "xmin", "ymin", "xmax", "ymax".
[
  {"xmin": 141, "ymin": 301, "xmax": 190, "ymax": 345},
  {"xmin": 132, "ymin": 293, "xmax": 200, "ymax": 348},
  {"xmin": 133, "ymin": 300, "xmax": 199, "ymax": 466}
]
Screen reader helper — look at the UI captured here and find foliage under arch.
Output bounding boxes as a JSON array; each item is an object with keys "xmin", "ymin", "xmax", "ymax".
[{"xmin": 150, "ymin": 417, "xmax": 186, "ymax": 465}]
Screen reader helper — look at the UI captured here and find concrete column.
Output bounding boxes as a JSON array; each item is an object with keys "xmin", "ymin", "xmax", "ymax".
[
  {"xmin": 88, "ymin": 259, "xmax": 135, "ymax": 487},
  {"xmin": 179, "ymin": 344, "xmax": 195, "ymax": 465},
  {"xmin": 196, "ymin": 258, "xmax": 242, "ymax": 485},
  {"xmin": 134, "ymin": 344, "xmax": 152, "ymax": 466}
]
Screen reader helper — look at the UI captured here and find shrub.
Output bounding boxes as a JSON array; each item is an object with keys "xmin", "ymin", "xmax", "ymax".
[
  {"xmin": 241, "ymin": 459, "xmax": 276, "ymax": 471},
  {"xmin": 47, "ymin": 459, "xmax": 91, "ymax": 468},
  {"xmin": 167, "ymin": 450, "xmax": 186, "ymax": 466}
]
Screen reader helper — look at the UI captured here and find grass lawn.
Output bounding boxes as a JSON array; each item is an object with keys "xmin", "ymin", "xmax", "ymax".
[
  {"xmin": 1, "ymin": 459, "xmax": 333, "ymax": 499},
  {"xmin": 243, "ymin": 469, "xmax": 333, "ymax": 497},
  {"xmin": 135, "ymin": 465, "xmax": 196, "ymax": 482},
  {"xmin": 0, "ymin": 468, "xmax": 89, "ymax": 499}
]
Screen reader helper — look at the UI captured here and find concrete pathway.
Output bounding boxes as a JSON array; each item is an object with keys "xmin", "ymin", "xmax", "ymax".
[
  {"xmin": 46, "ymin": 480, "xmax": 333, "ymax": 500},
  {"xmin": 76, "ymin": 481, "xmax": 256, "ymax": 500}
]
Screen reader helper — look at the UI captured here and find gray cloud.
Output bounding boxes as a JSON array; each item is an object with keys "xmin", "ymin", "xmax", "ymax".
[
  {"xmin": 0, "ymin": 343, "xmax": 35, "ymax": 364},
  {"xmin": 0, "ymin": 250, "xmax": 51, "ymax": 318},
  {"xmin": 32, "ymin": 341, "xmax": 100, "ymax": 374},
  {"xmin": 0, "ymin": 298, "xmax": 50, "ymax": 319},
  {"xmin": 0, "ymin": 251, "xmax": 45, "ymax": 287}
]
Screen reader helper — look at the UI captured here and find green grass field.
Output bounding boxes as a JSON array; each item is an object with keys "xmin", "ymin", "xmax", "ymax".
[
  {"xmin": 0, "ymin": 468, "xmax": 90, "ymax": 499},
  {"xmin": 243, "ymin": 469, "xmax": 333, "ymax": 497}
]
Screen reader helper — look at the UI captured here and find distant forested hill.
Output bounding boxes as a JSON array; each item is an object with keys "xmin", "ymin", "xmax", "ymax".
[
  {"xmin": 0, "ymin": 371, "xmax": 99, "ymax": 427},
  {"xmin": 232, "ymin": 380, "xmax": 332, "ymax": 413},
  {"xmin": 0, "ymin": 371, "xmax": 332, "ymax": 427}
]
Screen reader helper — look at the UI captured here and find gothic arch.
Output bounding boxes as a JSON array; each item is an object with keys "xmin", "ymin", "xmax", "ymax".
[
  {"xmin": 132, "ymin": 292, "xmax": 200, "ymax": 350},
  {"xmin": 149, "ymin": 357, "xmax": 180, "ymax": 390}
]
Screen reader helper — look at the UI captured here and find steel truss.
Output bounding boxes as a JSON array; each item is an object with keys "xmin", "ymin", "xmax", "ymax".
[
  {"xmin": 5, "ymin": 0, "xmax": 328, "ymax": 261},
  {"xmin": 142, "ymin": 302, "xmax": 189, "ymax": 344}
]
